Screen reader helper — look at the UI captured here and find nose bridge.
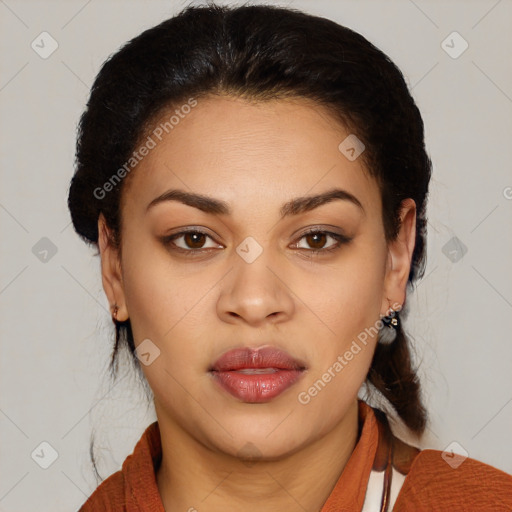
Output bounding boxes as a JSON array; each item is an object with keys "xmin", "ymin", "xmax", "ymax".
[
  {"xmin": 218, "ymin": 234, "xmax": 293, "ymax": 324},
  {"xmin": 232, "ymin": 234, "xmax": 279, "ymax": 303}
]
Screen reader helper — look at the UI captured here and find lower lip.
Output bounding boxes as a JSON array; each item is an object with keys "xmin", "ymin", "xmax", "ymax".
[{"xmin": 210, "ymin": 369, "xmax": 304, "ymax": 403}]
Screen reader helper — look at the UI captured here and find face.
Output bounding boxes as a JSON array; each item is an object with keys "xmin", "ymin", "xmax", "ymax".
[{"xmin": 98, "ymin": 95, "xmax": 416, "ymax": 460}]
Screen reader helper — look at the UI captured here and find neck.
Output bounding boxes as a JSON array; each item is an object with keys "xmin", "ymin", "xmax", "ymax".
[{"xmin": 156, "ymin": 400, "xmax": 359, "ymax": 512}]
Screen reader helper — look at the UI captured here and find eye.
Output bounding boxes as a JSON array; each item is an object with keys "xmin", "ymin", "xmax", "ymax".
[
  {"xmin": 292, "ymin": 228, "xmax": 352, "ymax": 256},
  {"xmin": 161, "ymin": 229, "xmax": 222, "ymax": 256}
]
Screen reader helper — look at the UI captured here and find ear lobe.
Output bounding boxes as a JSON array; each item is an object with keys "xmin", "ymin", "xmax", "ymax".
[
  {"xmin": 98, "ymin": 214, "xmax": 129, "ymax": 322},
  {"xmin": 381, "ymin": 198, "xmax": 417, "ymax": 314}
]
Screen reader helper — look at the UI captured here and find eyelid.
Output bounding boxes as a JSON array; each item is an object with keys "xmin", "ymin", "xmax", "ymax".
[{"xmin": 294, "ymin": 225, "xmax": 349, "ymax": 239}]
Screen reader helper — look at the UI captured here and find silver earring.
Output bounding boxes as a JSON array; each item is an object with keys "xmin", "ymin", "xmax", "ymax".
[{"xmin": 378, "ymin": 302, "xmax": 401, "ymax": 345}]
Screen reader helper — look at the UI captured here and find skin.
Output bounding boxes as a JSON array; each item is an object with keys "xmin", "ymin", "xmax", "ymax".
[{"xmin": 98, "ymin": 95, "xmax": 416, "ymax": 511}]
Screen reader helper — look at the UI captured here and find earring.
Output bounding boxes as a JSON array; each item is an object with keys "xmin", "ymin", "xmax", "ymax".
[
  {"xmin": 111, "ymin": 304, "xmax": 119, "ymax": 322},
  {"xmin": 379, "ymin": 299, "xmax": 401, "ymax": 345}
]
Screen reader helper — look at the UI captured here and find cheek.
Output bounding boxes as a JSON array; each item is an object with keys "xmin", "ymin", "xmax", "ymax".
[
  {"xmin": 120, "ymin": 236, "xmax": 194, "ymax": 343},
  {"xmin": 290, "ymin": 239, "xmax": 387, "ymax": 404},
  {"xmin": 294, "ymin": 242, "xmax": 386, "ymax": 345},
  {"xmin": 119, "ymin": 240, "xmax": 206, "ymax": 402},
  {"xmin": 119, "ymin": 234, "xmax": 217, "ymax": 401}
]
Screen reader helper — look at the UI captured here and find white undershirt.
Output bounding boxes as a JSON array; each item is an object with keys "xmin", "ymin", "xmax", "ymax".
[{"xmin": 361, "ymin": 467, "xmax": 406, "ymax": 512}]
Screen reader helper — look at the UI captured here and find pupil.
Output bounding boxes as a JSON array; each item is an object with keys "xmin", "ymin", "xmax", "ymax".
[
  {"xmin": 186, "ymin": 233, "xmax": 204, "ymax": 248},
  {"xmin": 309, "ymin": 233, "xmax": 325, "ymax": 249}
]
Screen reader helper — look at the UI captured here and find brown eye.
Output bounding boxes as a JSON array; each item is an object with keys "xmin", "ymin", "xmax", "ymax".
[
  {"xmin": 182, "ymin": 232, "xmax": 207, "ymax": 249},
  {"xmin": 162, "ymin": 230, "xmax": 222, "ymax": 255},
  {"xmin": 303, "ymin": 232, "xmax": 329, "ymax": 250},
  {"xmin": 293, "ymin": 229, "xmax": 352, "ymax": 256}
]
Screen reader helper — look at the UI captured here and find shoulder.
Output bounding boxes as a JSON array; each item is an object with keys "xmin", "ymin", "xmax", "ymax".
[
  {"xmin": 76, "ymin": 421, "xmax": 161, "ymax": 511},
  {"xmin": 77, "ymin": 469, "xmax": 126, "ymax": 511},
  {"xmin": 394, "ymin": 448, "xmax": 512, "ymax": 511}
]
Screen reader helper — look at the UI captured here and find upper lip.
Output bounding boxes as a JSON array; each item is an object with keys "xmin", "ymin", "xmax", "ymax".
[{"xmin": 209, "ymin": 346, "xmax": 307, "ymax": 372}]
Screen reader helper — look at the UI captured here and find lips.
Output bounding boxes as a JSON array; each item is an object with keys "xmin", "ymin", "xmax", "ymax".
[{"xmin": 209, "ymin": 346, "xmax": 306, "ymax": 403}]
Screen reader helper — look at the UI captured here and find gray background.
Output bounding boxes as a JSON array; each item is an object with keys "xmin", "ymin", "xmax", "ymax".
[{"xmin": 1, "ymin": 0, "xmax": 511, "ymax": 510}]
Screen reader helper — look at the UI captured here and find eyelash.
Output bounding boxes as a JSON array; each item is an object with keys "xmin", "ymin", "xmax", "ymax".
[{"xmin": 161, "ymin": 228, "xmax": 352, "ymax": 258}]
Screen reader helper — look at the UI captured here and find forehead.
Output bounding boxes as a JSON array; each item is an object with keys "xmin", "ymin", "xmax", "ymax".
[{"xmin": 121, "ymin": 95, "xmax": 380, "ymax": 219}]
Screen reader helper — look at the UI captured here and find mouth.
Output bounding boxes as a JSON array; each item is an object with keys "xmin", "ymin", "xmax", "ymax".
[{"xmin": 208, "ymin": 346, "xmax": 307, "ymax": 403}]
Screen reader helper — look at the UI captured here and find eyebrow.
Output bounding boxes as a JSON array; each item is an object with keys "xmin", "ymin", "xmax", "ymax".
[{"xmin": 146, "ymin": 187, "xmax": 365, "ymax": 218}]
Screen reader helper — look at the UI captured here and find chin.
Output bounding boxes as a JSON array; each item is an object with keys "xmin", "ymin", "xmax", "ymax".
[
  {"xmin": 200, "ymin": 412, "xmax": 316, "ymax": 462},
  {"xmin": 220, "ymin": 433, "xmax": 307, "ymax": 463}
]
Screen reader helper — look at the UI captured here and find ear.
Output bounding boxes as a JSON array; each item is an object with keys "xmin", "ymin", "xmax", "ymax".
[
  {"xmin": 98, "ymin": 213, "xmax": 129, "ymax": 322},
  {"xmin": 381, "ymin": 198, "xmax": 416, "ymax": 315}
]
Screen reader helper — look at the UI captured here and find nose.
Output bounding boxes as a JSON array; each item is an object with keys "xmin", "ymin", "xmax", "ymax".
[{"xmin": 216, "ymin": 247, "xmax": 295, "ymax": 327}]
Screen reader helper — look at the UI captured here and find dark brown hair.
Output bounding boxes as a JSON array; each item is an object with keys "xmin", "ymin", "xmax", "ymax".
[{"xmin": 68, "ymin": 3, "xmax": 431, "ymax": 451}]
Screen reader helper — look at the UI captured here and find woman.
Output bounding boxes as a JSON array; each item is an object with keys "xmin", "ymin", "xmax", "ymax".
[{"xmin": 67, "ymin": 3, "xmax": 512, "ymax": 511}]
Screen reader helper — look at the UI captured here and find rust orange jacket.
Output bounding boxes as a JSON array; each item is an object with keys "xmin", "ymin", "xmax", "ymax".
[{"xmin": 78, "ymin": 401, "xmax": 512, "ymax": 511}]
